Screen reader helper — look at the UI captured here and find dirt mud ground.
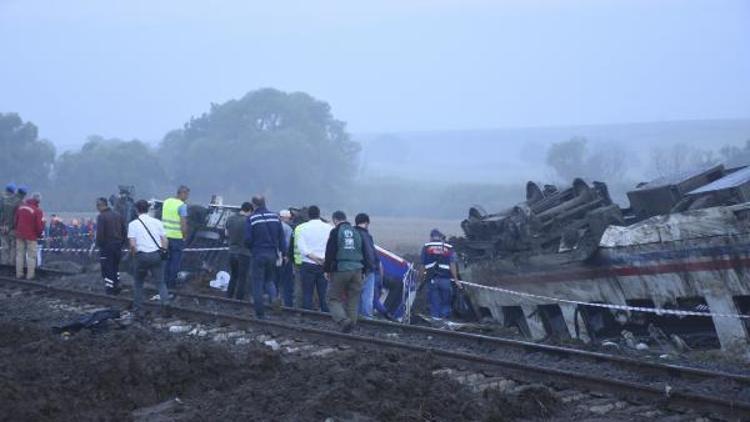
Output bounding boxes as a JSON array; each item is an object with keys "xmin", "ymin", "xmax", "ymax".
[{"xmin": 0, "ymin": 292, "xmax": 564, "ymax": 422}]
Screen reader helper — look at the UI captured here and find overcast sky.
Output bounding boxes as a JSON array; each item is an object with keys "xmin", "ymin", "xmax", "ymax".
[{"xmin": 1, "ymin": 0, "xmax": 749, "ymax": 150}]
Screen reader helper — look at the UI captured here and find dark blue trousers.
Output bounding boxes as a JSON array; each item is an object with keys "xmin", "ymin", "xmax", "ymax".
[
  {"xmin": 300, "ymin": 262, "xmax": 329, "ymax": 312},
  {"xmin": 164, "ymin": 238, "xmax": 184, "ymax": 289},
  {"xmin": 251, "ymin": 254, "xmax": 277, "ymax": 318},
  {"xmin": 276, "ymin": 259, "xmax": 294, "ymax": 307},
  {"xmin": 428, "ymin": 278, "xmax": 453, "ymax": 318}
]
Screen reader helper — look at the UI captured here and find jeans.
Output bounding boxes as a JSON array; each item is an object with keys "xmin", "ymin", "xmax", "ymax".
[
  {"xmin": 428, "ymin": 278, "xmax": 454, "ymax": 318},
  {"xmin": 251, "ymin": 254, "xmax": 277, "ymax": 317},
  {"xmin": 133, "ymin": 251, "xmax": 169, "ymax": 312},
  {"xmin": 99, "ymin": 241, "xmax": 123, "ymax": 294},
  {"xmin": 164, "ymin": 238, "xmax": 184, "ymax": 289},
  {"xmin": 227, "ymin": 253, "xmax": 250, "ymax": 300},
  {"xmin": 329, "ymin": 270, "xmax": 363, "ymax": 326},
  {"xmin": 276, "ymin": 259, "xmax": 294, "ymax": 307},
  {"xmin": 373, "ymin": 272, "xmax": 387, "ymax": 315},
  {"xmin": 359, "ymin": 272, "xmax": 376, "ymax": 317},
  {"xmin": 300, "ymin": 262, "xmax": 329, "ymax": 312}
]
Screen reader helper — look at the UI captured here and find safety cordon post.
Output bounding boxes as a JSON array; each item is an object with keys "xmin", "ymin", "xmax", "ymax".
[{"xmin": 457, "ymin": 279, "xmax": 750, "ymax": 319}]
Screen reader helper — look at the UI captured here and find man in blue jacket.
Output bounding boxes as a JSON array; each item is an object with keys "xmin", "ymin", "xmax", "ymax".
[{"xmin": 244, "ymin": 196, "xmax": 284, "ymax": 319}]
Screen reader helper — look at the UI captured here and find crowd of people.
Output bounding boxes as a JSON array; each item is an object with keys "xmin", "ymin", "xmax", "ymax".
[
  {"xmin": 46, "ymin": 215, "xmax": 98, "ymax": 250},
  {"xmin": 0, "ymin": 182, "xmax": 464, "ymax": 331}
]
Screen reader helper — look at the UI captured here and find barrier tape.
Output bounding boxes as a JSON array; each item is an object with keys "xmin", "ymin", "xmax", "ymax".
[
  {"xmin": 457, "ymin": 279, "xmax": 750, "ymax": 319},
  {"xmin": 39, "ymin": 246, "xmax": 230, "ymax": 253}
]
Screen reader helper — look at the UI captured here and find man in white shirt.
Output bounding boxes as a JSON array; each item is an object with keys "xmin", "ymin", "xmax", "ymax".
[
  {"xmin": 128, "ymin": 199, "xmax": 170, "ymax": 314},
  {"xmin": 294, "ymin": 205, "xmax": 332, "ymax": 312}
]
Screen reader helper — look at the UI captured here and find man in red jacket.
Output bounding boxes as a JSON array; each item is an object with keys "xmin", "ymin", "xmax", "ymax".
[{"xmin": 15, "ymin": 192, "xmax": 44, "ymax": 279}]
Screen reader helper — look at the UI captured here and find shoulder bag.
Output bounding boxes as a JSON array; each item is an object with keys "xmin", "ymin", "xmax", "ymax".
[{"xmin": 138, "ymin": 217, "xmax": 170, "ymax": 261}]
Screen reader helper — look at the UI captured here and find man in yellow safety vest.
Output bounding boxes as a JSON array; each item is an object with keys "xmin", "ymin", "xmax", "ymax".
[{"xmin": 162, "ymin": 185, "xmax": 190, "ymax": 289}]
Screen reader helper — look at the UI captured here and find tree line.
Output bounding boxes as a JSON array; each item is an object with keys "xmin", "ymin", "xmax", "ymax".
[
  {"xmin": 3, "ymin": 88, "xmax": 748, "ymax": 217},
  {"xmin": 545, "ymin": 136, "xmax": 750, "ymax": 203},
  {"xmin": 1, "ymin": 88, "xmax": 360, "ymax": 212}
]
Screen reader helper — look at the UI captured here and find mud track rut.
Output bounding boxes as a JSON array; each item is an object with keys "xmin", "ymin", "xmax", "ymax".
[{"xmin": 1, "ymin": 274, "xmax": 748, "ymax": 420}]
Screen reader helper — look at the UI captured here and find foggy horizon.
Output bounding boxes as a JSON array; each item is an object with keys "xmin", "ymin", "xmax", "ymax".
[{"xmin": 1, "ymin": 0, "xmax": 749, "ymax": 150}]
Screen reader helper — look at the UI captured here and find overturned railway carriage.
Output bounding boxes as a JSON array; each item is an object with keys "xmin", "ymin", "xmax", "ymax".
[{"xmin": 456, "ymin": 165, "xmax": 750, "ymax": 351}]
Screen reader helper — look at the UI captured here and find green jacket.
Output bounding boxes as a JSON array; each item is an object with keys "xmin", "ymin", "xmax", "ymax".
[
  {"xmin": 323, "ymin": 221, "xmax": 364, "ymax": 272},
  {"xmin": 0, "ymin": 194, "xmax": 19, "ymax": 229}
]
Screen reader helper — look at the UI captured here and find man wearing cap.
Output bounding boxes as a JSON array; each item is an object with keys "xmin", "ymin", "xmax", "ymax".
[
  {"xmin": 0, "ymin": 183, "xmax": 19, "ymax": 266},
  {"xmin": 421, "ymin": 229, "xmax": 461, "ymax": 319},
  {"xmin": 15, "ymin": 192, "xmax": 44, "ymax": 279}
]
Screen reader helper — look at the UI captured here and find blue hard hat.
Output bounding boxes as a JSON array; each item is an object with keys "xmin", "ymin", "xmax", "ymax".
[{"xmin": 5, "ymin": 182, "xmax": 16, "ymax": 193}]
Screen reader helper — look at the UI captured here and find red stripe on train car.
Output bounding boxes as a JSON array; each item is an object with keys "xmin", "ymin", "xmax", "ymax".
[{"xmin": 490, "ymin": 257, "xmax": 750, "ymax": 285}]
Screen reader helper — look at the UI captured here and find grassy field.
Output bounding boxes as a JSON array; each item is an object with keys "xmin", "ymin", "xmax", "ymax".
[{"xmin": 368, "ymin": 216, "xmax": 462, "ymax": 256}]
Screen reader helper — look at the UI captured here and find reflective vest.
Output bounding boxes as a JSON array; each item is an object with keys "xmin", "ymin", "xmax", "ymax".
[
  {"xmin": 293, "ymin": 224, "xmax": 303, "ymax": 265},
  {"xmin": 423, "ymin": 241, "xmax": 454, "ymax": 279},
  {"xmin": 162, "ymin": 197, "xmax": 184, "ymax": 239}
]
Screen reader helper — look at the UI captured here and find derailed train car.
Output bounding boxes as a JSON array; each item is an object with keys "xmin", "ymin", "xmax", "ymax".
[{"xmin": 454, "ymin": 165, "xmax": 750, "ymax": 351}]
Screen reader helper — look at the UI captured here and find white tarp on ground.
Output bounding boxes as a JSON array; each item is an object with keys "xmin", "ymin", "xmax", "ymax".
[
  {"xmin": 599, "ymin": 204, "xmax": 749, "ymax": 248},
  {"xmin": 209, "ymin": 270, "xmax": 230, "ymax": 291}
]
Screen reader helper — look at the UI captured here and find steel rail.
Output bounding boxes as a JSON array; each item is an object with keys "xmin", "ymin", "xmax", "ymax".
[
  {"xmin": 163, "ymin": 285, "xmax": 750, "ymax": 385},
  {"xmin": 1, "ymin": 275, "xmax": 748, "ymax": 419}
]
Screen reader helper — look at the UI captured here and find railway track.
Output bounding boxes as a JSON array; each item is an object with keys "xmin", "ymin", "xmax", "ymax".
[{"xmin": 1, "ymin": 274, "xmax": 748, "ymax": 420}]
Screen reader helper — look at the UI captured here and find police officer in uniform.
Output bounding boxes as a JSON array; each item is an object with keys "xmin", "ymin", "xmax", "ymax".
[{"xmin": 421, "ymin": 229, "xmax": 461, "ymax": 319}]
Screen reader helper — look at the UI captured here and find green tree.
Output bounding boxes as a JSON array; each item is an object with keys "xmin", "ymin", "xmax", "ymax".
[
  {"xmin": 160, "ymin": 88, "xmax": 360, "ymax": 206},
  {"xmin": 51, "ymin": 136, "xmax": 166, "ymax": 210},
  {"xmin": 0, "ymin": 113, "xmax": 56, "ymax": 190}
]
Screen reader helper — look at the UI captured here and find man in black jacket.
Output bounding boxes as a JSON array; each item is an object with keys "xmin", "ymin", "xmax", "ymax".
[
  {"xmin": 354, "ymin": 213, "xmax": 380, "ymax": 318},
  {"xmin": 324, "ymin": 211, "xmax": 368, "ymax": 332},
  {"xmin": 96, "ymin": 197, "xmax": 126, "ymax": 295}
]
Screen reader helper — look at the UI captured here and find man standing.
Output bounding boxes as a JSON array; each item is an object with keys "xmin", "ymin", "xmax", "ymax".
[
  {"xmin": 128, "ymin": 200, "xmax": 170, "ymax": 315},
  {"xmin": 295, "ymin": 205, "xmax": 331, "ymax": 312},
  {"xmin": 324, "ymin": 211, "xmax": 365, "ymax": 332},
  {"xmin": 15, "ymin": 192, "xmax": 44, "ymax": 280},
  {"xmin": 354, "ymin": 213, "xmax": 381, "ymax": 319},
  {"xmin": 95, "ymin": 197, "xmax": 127, "ymax": 295},
  {"xmin": 0, "ymin": 183, "xmax": 19, "ymax": 266},
  {"xmin": 16, "ymin": 186, "xmax": 27, "ymax": 203},
  {"xmin": 421, "ymin": 229, "xmax": 461, "ymax": 319},
  {"xmin": 225, "ymin": 202, "xmax": 252, "ymax": 300},
  {"xmin": 162, "ymin": 185, "xmax": 189, "ymax": 289},
  {"xmin": 244, "ymin": 196, "xmax": 283, "ymax": 319},
  {"xmin": 277, "ymin": 209, "xmax": 295, "ymax": 307}
]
